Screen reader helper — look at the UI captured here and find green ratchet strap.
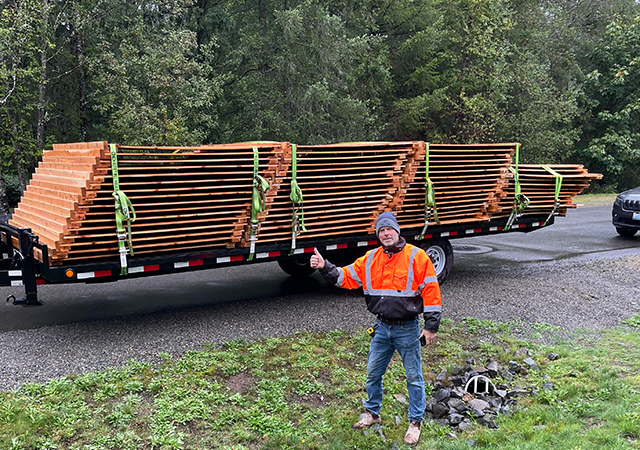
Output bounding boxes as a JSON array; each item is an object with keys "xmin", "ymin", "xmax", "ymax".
[
  {"xmin": 289, "ymin": 144, "xmax": 307, "ymax": 255},
  {"xmin": 249, "ymin": 146, "xmax": 270, "ymax": 261},
  {"xmin": 109, "ymin": 144, "xmax": 136, "ymax": 275},
  {"xmin": 419, "ymin": 143, "xmax": 440, "ymax": 239},
  {"xmin": 505, "ymin": 143, "xmax": 530, "ymax": 230},
  {"xmin": 541, "ymin": 165, "xmax": 563, "ymax": 226}
]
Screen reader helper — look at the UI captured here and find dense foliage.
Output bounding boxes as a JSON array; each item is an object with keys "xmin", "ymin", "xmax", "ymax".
[{"xmin": 2, "ymin": 0, "xmax": 640, "ymax": 209}]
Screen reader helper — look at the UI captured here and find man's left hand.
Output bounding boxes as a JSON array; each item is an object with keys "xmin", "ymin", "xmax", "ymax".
[{"xmin": 420, "ymin": 330, "xmax": 437, "ymax": 345}]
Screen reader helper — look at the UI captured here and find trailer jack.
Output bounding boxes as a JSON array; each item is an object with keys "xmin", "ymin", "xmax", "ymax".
[{"xmin": 6, "ymin": 293, "xmax": 43, "ymax": 307}]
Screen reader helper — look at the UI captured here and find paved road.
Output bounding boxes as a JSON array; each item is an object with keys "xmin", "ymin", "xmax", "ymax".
[
  {"xmin": 453, "ymin": 205, "xmax": 640, "ymax": 268},
  {"xmin": 1, "ymin": 204, "xmax": 639, "ymax": 390},
  {"xmin": 0, "ymin": 205, "xmax": 638, "ymax": 333}
]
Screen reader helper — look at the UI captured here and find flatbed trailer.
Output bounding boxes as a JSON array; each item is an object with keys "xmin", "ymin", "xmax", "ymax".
[{"xmin": 0, "ymin": 213, "xmax": 553, "ymax": 306}]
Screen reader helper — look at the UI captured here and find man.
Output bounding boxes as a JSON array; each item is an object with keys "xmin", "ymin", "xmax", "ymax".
[{"xmin": 310, "ymin": 211, "xmax": 441, "ymax": 446}]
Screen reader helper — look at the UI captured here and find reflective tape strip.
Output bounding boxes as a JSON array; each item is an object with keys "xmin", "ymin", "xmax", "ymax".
[
  {"xmin": 466, "ymin": 228, "xmax": 482, "ymax": 234},
  {"xmin": 256, "ymin": 251, "xmax": 281, "ymax": 259},
  {"xmin": 366, "ymin": 288, "xmax": 419, "ymax": 297},
  {"xmin": 326, "ymin": 243, "xmax": 348, "ymax": 251},
  {"xmin": 406, "ymin": 247, "xmax": 419, "ymax": 291},
  {"xmin": 418, "ymin": 275, "xmax": 439, "ymax": 291},
  {"xmin": 217, "ymin": 256, "xmax": 243, "ymax": 263},
  {"xmin": 532, "ymin": 222, "xmax": 541, "ymax": 227},
  {"xmin": 77, "ymin": 270, "xmax": 112, "ymax": 280},
  {"xmin": 36, "ymin": 279, "xmax": 45, "ymax": 286},
  {"xmin": 358, "ymin": 240, "xmax": 378, "ymax": 247},
  {"xmin": 442, "ymin": 231, "xmax": 458, "ymax": 237},
  {"xmin": 423, "ymin": 305, "xmax": 442, "ymax": 312},
  {"xmin": 415, "ymin": 234, "xmax": 433, "ymax": 240},
  {"xmin": 490, "ymin": 226, "xmax": 504, "ymax": 232},
  {"xmin": 346, "ymin": 264, "xmax": 362, "ymax": 287},
  {"xmin": 11, "ymin": 280, "xmax": 22, "ymax": 286},
  {"xmin": 336, "ymin": 267, "xmax": 345, "ymax": 286},
  {"xmin": 364, "ymin": 250, "xmax": 376, "ymax": 291},
  {"xmin": 128, "ymin": 265, "xmax": 160, "ymax": 274},
  {"xmin": 293, "ymin": 247, "xmax": 314, "ymax": 255},
  {"xmin": 175, "ymin": 260, "xmax": 204, "ymax": 268},
  {"xmin": 8, "ymin": 270, "xmax": 21, "ymax": 277}
]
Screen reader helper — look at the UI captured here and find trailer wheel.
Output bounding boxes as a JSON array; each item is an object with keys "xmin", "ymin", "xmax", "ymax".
[
  {"xmin": 420, "ymin": 238, "xmax": 453, "ymax": 285},
  {"xmin": 278, "ymin": 257, "xmax": 316, "ymax": 278}
]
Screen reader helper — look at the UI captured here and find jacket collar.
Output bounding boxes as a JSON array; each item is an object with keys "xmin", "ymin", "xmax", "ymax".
[{"xmin": 382, "ymin": 236, "xmax": 406, "ymax": 255}]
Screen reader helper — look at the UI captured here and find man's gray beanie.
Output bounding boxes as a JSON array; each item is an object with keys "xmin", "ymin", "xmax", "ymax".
[{"xmin": 376, "ymin": 212, "xmax": 401, "ymax": 236}]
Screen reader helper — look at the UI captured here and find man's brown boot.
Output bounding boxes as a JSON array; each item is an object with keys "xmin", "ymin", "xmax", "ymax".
[
  {"xmin": 403, "ymin": 420, "xmax": 421, "ymax": 445},
  {"xmin": 352, "ymin": 411, "xmax": 381, "ymax": 429}
]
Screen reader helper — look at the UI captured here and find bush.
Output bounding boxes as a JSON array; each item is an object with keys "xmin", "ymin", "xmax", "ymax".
[{"xmin": 4, "ymin": 174, "xmax": 22, "ymax": 207}]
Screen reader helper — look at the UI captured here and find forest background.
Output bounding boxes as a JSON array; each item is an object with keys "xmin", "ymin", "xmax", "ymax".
[{"xmin": 2, "ymin": 0, "xmax": 640, "ymax": 214}]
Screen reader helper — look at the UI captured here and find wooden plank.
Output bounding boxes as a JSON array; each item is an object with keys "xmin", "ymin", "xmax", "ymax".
[
  {"xmin": 19, "ymin": 197, "xmax": 76, "ymax": 218},
  {"xmin": 25, "ymin": 185, "xmax": 92, "ymax": 205},
  {"xmin": 30, "ymin": 179, "xmax": 86, "ymax": 195},
  {"xmin": 12, "ymin": 209, "xmax": 68, "ymax": 234},
  {"xmin": 51, "ymin": 141, "xmax": 108, "ymax": 151}
]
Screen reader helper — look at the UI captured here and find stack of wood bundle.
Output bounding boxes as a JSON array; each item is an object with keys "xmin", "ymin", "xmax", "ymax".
[
  {"xmin": 395, "ymin": 143, "xmax": 516, "ymax": 230},
  {"xmin": 247, "ymin": 142, "xmax": 425, "ymax": 244},
  {"xmin": 9, "ymin": 142, "xmax": 110, "ymax": 262},
  {"xmin": 494, "ymin": 164, "xmax": 603, "ymax": 220},
  {"xmin": 11, "ymin": 142, "xmax": 290, "ymax": 264},
  {"xmin": 8, "ymin": 139, "xmax": 602, "ymax": 266}
]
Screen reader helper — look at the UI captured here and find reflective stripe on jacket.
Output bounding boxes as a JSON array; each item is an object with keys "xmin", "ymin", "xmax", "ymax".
[{"xmin": 333, "ymin": 243, "xmax": 441, "ymax": 323}]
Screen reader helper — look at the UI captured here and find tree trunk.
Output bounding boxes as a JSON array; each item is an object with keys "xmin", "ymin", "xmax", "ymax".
[
  {"xmin": 76, "ymin": 28, "xmax": 87, "ymax": 141},
  {"xmin": 9, "ymin": 108, "xmax": 27, "ymax": 192},
  {"xmin": 36, "ymin": 0, "xmax": 49, "ymax": 152}
]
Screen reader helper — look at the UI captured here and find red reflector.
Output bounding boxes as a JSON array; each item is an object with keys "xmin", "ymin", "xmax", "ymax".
[
  {"xmin": 337, "ymin": 243, "xmax": 348, "ymax": 249},
  {"xmin": 474, "ymin": 228, "xmax": 482, "ymax": 233},
  {"xmin": 423, "ymin": 234, "xmax": 433, "ymax": 239},
  {"xmin": 449, "ymin": 231, "xmax": 458, "ymax": 236},
  {"xmin": 189, "ymin": 260, "xmax": 203, "ymax": 266},
  {"xmin": 497, "ymin": 226, "xmax": 504, "ymax": 231},
  {"xmin": 36, "ymin": 279, "xmax": 45, "ymax": 285},
  {"xmin": 230, "ymin": 255, "xmax": 243, "ymax": 262},
  {"xmin": 144, "ymin": 265, "xmax": 160, "ymax": 272},
  {"xmin": 269, "ymin": 251, "xmax": 281, "ymax": 257},
  {"xmin": 303, "ymin": 247, "xmax": 315, "ymax": 253},
  {"xmin": 369, "ymin": 240, "xmax": 378, "ymax": 245},
  {"xmin": 95, "ymin": 270, "xmax": 111, "ymax": 278}
]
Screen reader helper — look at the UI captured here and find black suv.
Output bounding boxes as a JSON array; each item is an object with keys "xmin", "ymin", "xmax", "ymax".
[{"xmin": 612, "ymin": 187, "xmax": 640, "ymax": 237}]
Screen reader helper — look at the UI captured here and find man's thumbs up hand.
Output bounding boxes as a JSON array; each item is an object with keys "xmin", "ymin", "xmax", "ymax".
[{"xmin": 310, "ymin": 247, "xmax": 325, "ymax": 270}]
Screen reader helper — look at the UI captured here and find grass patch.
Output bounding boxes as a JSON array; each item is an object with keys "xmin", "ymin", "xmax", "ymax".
[
  {"xmin": 2, "ymin": 320, "xmax": 640, "ymax": 449},
  {"xmin": 575, "ymin": 193, "xmax": 618, "ymax": 207}
]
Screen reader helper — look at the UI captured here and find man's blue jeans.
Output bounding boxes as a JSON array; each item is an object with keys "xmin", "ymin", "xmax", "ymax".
[{"xmin": 365, "ymin": 318, "xmax": 425, "ymax": 423}]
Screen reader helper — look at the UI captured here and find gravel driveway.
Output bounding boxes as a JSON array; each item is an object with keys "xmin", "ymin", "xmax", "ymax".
[{"xmin": 0, "ymin": 249, "xmax": 639, "ymax": 391}]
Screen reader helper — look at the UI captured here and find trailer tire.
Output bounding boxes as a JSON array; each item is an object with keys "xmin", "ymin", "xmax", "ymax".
[
  {"xmin": 278, "ymin": 257, "xmax": 316, "ymax": 278},
  {"xmin": 420, "ymin": 238, "xmax": 453, "ymax": 285}
]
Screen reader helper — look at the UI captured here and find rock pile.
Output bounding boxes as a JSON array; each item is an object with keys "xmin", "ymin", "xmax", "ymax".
[{"xmin": 425, "ymin": 352, "xmax": 554, "ymax": 430}]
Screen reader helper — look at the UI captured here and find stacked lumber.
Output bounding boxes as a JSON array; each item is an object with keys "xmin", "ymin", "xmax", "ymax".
[
  {"xmin": 248, "ymin": 142, "xmax": 425, "ymax": 244},
  {"xmin": 11, "ymin": 142, "xmax": 290, "ymax": 264},
  {"xmin": 9, "ymin": 142, "xmax": 110, "ymax": 261},
  {"xmin": 395, "ymin": 143, "xmax": 516, "ymax": 230},
  {"xmin": 8, "ymin": 140, "xmax": 602, "ymax": 266},
  {"xmin": 494, "ymin": 164, "xmax": 603, "ymax": 219}
]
